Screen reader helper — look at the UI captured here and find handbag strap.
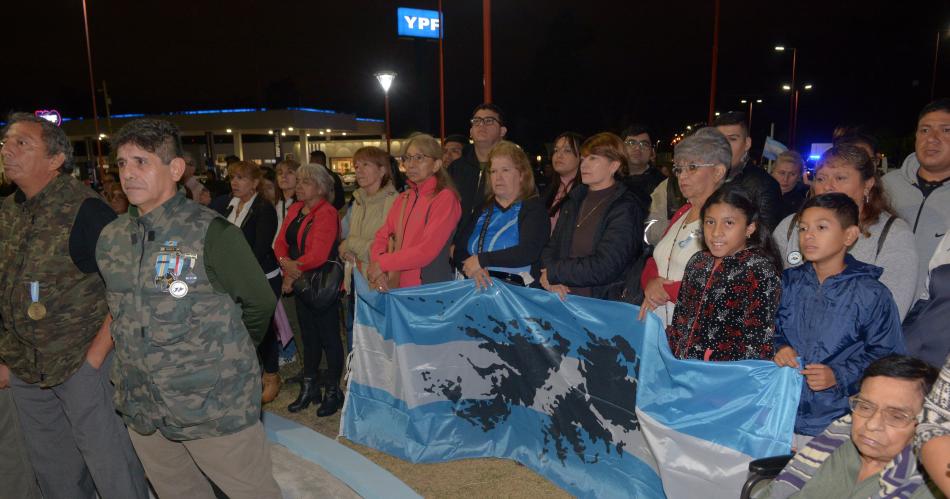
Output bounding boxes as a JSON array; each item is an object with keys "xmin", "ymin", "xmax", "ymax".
[
  {"xmin": 299, "ymin": 207, "xmax": 340, "ymax": 261},
  {"xmin": 876, "ymin": 214, "xmax": 897, "ymax": 260}
]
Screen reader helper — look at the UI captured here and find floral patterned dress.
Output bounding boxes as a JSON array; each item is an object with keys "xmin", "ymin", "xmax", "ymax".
[{"xmin": 666, "ymin": 247, "xmax": 781, "ymax": 361}]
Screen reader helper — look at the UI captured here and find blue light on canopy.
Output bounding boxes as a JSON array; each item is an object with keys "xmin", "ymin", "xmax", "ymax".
[
  {"xmin": 287, "ymin": 107, "xmax": 336, "ymax": 114},
  {"xmin": 28, "ymin": 107, "xmax": 381, "ymax": 125},
  {"xmin": 397, "ymin": 7, "xmax": 442, "ymax": 39}
]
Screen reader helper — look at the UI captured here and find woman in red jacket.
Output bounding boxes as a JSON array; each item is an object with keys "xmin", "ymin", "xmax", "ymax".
[
  {"xmin": 367, "ymin": 134, "xmax": 461, "ymax": 290},
  {"xmin": 274, "ymin": 164, "xmax": 344, "ymax": 417}
]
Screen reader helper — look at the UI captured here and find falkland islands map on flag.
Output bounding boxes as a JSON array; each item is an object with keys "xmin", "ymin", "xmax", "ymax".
[{"xmin": 341, "ymin": 273, "xmax": 801, "ymax": 498}]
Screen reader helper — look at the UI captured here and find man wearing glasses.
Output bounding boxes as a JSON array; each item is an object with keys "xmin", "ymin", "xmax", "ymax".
[
  {"xmin": 447, "ymin": 103, "xmax": 508, "ymax": 219},
  {"xmin": 766, "ymin": 355, "xmax": 939, "ymax": 498},
  {"xmin": 621, "ymin": 124, "xmax": 665, "ymax": 214}
]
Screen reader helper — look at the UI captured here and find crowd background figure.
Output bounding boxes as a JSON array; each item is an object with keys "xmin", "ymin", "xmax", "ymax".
[{"xmin": 0, "ymin": 96, "xmax": 949, "ymax": 498}]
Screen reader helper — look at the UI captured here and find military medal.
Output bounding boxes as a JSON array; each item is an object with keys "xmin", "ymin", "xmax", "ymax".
[
  {"xmin": 27, "ymin": 281, "xmax": 46, "ymax": 320},
  {"xmin": 182, "ymin": 253, "xmax": 198, "ymax": 284},
  {"xmin": 787, "ymin": 251, "xmax": 803, "ymax": 265},
  {"xmin": 168, "ymin": 280, "xmax": 189, "ymax": 298}
]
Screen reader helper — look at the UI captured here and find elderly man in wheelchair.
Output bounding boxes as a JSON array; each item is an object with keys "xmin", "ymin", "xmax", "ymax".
[{"xmin": 742, "ymin": 355, "xmax": 943, "ymax": 499}]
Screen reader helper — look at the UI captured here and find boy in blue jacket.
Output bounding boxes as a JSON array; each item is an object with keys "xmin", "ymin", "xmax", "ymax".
[{"xmin": 773, "ymin": 193, "xmax": 905, "ymax": 446}]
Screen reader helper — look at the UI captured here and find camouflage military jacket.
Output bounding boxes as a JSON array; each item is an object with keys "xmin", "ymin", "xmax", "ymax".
[
  {"xmin": 96, "ymin": 191, "xmax": 261, "ymax": 441},
  {"xmin": 0, "ymin": 175, "xmax": 109, "ymax": 386}
]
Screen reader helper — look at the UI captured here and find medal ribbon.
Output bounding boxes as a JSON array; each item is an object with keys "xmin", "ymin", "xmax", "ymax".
[{"xmin": 30, "ymin": 281, "xmax": 39, "ymax": 303}]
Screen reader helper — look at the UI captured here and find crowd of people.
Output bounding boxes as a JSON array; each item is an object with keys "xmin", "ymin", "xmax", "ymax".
[{"xmin": 0, "ymin": 96, "xmax": 948, "ymax": 498}]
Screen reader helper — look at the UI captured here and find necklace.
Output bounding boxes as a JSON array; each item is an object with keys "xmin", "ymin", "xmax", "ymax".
[{"xmin": 575, "ymin": 196, "xmax": 610, "ymax": 228}]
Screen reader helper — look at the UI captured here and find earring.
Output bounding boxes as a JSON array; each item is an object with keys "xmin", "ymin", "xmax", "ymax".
[{"xmin": 864, "ymin": 192, "xmax": 870, "ymax": 205}]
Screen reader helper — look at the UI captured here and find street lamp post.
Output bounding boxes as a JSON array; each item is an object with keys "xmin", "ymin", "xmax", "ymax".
[
  {"xmin": 739, "ymin": 98, "xmax": 764, "ymax": 132},
  {"xmin": 781, "ymin": 83, "xmax": 813, "ymax": 148},
  {"xmin": 775, "ymin": 46, "xmax": 798, "ymax": 146},
  {"xmin": 375, "ymin": 72, "xmax": 396, "ymax": 153}
]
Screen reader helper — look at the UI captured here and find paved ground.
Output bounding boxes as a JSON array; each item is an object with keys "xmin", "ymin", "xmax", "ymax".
[
  {"xmin": 270, "ymin": 443, "xmax": 361, "ymax": 499},
  {"xmin": 266, "ymin": 362, "xmax": 572, "ymax": 498}
]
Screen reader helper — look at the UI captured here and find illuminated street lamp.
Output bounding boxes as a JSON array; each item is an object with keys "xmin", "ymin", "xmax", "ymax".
[
  {"xmin": 375, "ymin": 71, "xmax": 397, "ymax": 153},
  {"xmin": 782, "ymin": 82, "xmax": 814, "ymax": 149},
  {"xmin": 739, "ymin": 98, "xmax": 764, "ymax": 131},
  {"xmin": 775, "ymin": 45, "xmax": 799, "ymax": 146}
]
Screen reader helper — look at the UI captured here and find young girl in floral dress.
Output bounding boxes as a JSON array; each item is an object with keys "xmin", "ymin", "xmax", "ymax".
[{"xmin": 666, "ymin": 185, "xmax": 783, "ymax": 361}]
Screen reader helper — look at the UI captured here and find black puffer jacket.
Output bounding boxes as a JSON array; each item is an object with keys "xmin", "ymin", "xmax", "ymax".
[
  {"xmin": 541, "ymin": 182, "xmax": 644, "ymax": 300},
  {"xmin": 447, "ymin": 145, "xmax": 486, "ymax": 221},
  {"xmin": 729, "ymin": 161, "xmax": 784, "ymax": 232}
]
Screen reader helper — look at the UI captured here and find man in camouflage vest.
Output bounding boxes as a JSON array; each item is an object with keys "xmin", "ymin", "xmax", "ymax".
[
  {"xmin": 97, "ymin": 119, "xmax": 280, "ymax": 499},
  {"xmin": 0, "ymin": 113, "xmax": 148, "ymax": 499}
]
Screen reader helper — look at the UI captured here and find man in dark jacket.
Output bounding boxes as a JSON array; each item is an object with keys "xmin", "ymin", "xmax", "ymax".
[
  {"xmin": 448, "ymin": 103, "xmax": 508, "ymax": 220},
  {"xmin": 621, "ymin": 123, "xmax": 665, "ymax": 215},
  {"xmin": 713, "ymin": 112, "xmax": 784, "ymax": 232}
]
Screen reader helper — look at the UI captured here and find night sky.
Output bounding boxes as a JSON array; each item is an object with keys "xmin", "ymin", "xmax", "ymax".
[{"xmin": 4, "ymin": 0, "xmax": 949, "ymax": 161}]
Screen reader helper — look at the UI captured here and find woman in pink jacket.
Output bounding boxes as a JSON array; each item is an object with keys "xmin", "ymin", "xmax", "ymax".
[{"xmin": 367, "ymin": 134, "xmax": 461, "ymax": 290}]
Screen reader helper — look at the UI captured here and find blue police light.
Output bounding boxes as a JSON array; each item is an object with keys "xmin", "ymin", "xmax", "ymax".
[{"xmin": 397, "ymin": 7, "xmax": 441, "ymax": 39}]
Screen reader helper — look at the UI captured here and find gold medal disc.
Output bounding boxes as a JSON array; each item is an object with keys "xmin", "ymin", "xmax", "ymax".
[{"xmin": 27, "ymin": 302, "xmax": 47, "ymax": 320}]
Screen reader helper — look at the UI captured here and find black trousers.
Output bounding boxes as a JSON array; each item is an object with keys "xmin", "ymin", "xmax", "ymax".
[
  {"xmin": 295, "ymin": 295, "xmax": 343, "ymax": 384},
  {"xmin": 258, "ymin": 275, "xmax": 283, "ymax": 374}
]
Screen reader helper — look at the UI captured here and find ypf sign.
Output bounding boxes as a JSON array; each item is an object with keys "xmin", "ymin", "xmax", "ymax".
[{"xmin": 397, "ymin": 7, "xmax": 441, "ymax": 39}]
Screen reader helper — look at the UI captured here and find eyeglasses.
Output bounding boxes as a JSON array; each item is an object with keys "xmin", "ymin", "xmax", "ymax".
[
  {"xmin": 470, "ymin": 117, "xmax": 501, "ymax": 127},
  {"xmin": 672, "ymin": 163, "xmax": 715, "ymax": 176},
  {"xmin": 624, "ymin": 139, "xmax": 652, "ymax": 149},
  {"xmin": 400, "ymin": 153, "xmax": 433, "ymax": 163},
  {"xmin": 848, "ymin": 396, "xmax": 917, "ymax": 428}
]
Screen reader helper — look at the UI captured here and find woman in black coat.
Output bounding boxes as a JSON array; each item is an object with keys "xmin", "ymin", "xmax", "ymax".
[
  {"xmin": 217, "ymin": 161, "xmax": 283, "ymax": 403},
  {"xmin": 540, "ymin": 133, "xmax": 644, "ymax": 301}
]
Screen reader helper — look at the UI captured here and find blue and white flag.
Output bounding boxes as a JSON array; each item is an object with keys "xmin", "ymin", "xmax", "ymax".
[
  {"xmin": 341, "ymin": 273, "xmax": 801, "ymax": 498},
  {"xmin": 763, "ymin": 136, "xmax": 789, "ymax": 161}
]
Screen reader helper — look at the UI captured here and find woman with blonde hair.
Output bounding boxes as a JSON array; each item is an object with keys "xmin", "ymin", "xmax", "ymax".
[
  {"xmin": 339, "ymin": 146, "xmax": 398, "ymax": 347},
  {"xmin": 367, "ymin": 134, "xmax": 461, "ymax": 290},
  {"xmin": 453, "ymin": 140, "xmax": 549, "ymax": 288}
]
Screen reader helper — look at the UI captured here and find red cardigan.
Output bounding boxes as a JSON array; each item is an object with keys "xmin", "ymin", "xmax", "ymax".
[
  {"xmin": 640, "ymin": 203, "xmax": 692, "ymax": 300},
  {"xmin": 273, "ymin": 199, "xmax": 340, "ymax": 272},
  {"xmin": 370, "ymin": 175, "xmax": 461, "ymax": 288}
]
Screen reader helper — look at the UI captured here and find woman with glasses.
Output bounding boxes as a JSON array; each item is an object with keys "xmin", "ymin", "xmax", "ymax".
[
  {"xmin": 638, "ymin": 128, "xmax": 729, "ymax": 325},
  {"xmin": 368, "ymin": 134, "xmax": 461, "ymax": 290},
  {"xmin": 543, "ymin": 132, "xmax": 584, "ymax": 233},
  {"xmin": 772, "ymin": 143, "xmax": 918, "ymax": 319},
  {"xmin": 766, "ymin": 355, "xmax": 939, "ymax": 498},
  {"xmin": 539, "ymin": 132, "xmax": 643, "ymax": 301},
  {"xmin": 453, "ymin": 141, "xmax": 549, "ymax": 288}
]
